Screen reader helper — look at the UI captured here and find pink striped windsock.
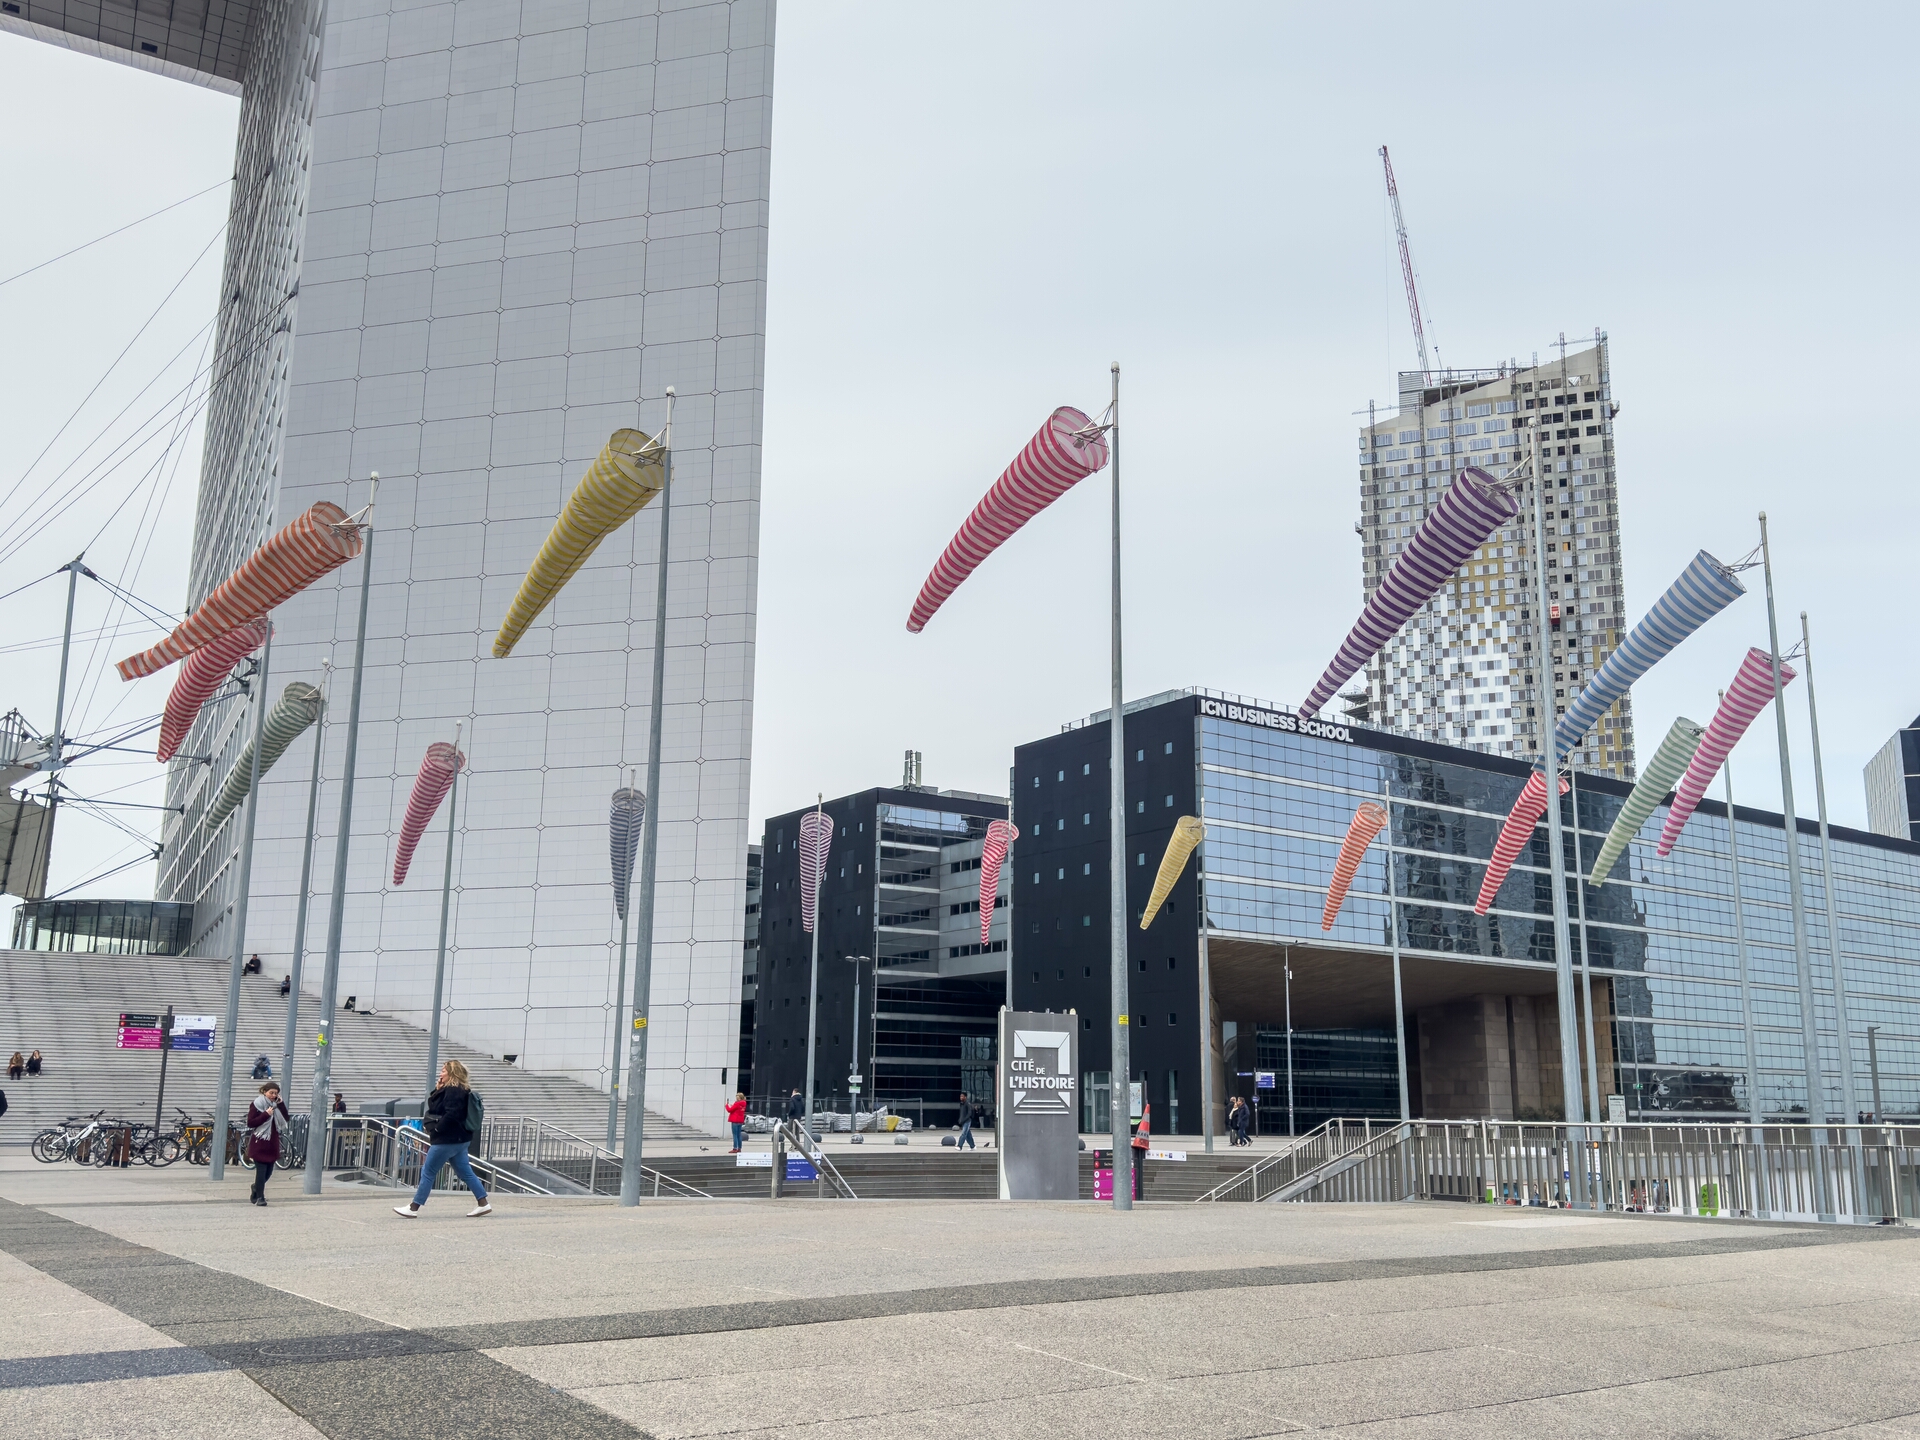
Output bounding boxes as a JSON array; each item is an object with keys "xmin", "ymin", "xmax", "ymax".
[
  {"xmin": 392, "ymin": 742, "xmax": 464, "ymax": 886},
  {"xmin": 156, "ymin": 618, "xmax": 270, "ymax": 761},
  {"xmin": 1322, "ymin": 802, "xmax": 1388, "ymax": 930},
  {"xmin": 799, "ymin": 810, "xmax": 832, "ymax": 933},
  {"xmin": 1304, "ymin": 467, "xmax": 1517, "ymax": 716},
  {"xmin": 1474, "ymin": 769, "xmax": 1571, "ymax": 915},
  {"xmin": 906, "ymin": 407, "xmax": 1110, "ymax": 633},
  {"xmin": 1657, "ymin": 648, "xmax": 1793, "ymax": 856},
  {"xmin": 979, "ymin": 819, "xmax": 1015, "ymax": 947}
]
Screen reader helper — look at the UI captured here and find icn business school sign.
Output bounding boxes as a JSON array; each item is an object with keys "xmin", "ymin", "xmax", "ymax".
[{"xmin": 1197, "ymin": 697, "xmax": 1356, "ymax": 745}]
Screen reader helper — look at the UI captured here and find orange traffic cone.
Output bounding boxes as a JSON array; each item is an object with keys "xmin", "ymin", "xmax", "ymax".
[{"xmin": 1132, "ymin": 1101, "xmax": 1151, "ymax": 1151}]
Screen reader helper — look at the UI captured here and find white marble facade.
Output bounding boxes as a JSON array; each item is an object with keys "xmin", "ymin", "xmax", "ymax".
[{"xmin": 160, "ymin": 0, "xmax": 773, "ymax": 1128}]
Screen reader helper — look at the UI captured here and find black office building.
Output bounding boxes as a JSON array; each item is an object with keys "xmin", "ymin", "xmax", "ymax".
[{"xmin": 756, "ymin": 784, "xmax": 1009, "ymax": 1125}]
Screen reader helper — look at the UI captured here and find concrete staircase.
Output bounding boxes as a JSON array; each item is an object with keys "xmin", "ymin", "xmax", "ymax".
[
  {"xmin": 641, "ymin": 1147, "xmax": 1262, "ymax": 1201},
  {"xmin": 0, "ymin": 948, "xmax": 713, "ymax": 1143}
]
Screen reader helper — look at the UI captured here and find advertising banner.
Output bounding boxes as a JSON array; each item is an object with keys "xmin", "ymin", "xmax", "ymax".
[{"xmin": 997, "ymin": 1008, "xmax": 1079, "ymax": 1200}]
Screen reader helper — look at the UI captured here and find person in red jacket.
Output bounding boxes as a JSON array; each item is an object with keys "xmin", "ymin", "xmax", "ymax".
[{"xmin": 725, "ymin": 1092, "xmax": 747, "ymax": 1153}]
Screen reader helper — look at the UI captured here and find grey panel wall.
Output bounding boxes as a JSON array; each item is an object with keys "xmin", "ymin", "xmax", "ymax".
[{"xmin": 162, "ymin": 0, "xmax": 773, "ymax": 1129}]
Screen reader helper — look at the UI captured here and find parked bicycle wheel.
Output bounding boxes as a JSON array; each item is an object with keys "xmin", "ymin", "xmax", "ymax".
[
  {"xmin": 188, "ymin": 1136, "xmax": 211, "ymax": 1165},
  {"xmin": 30, "ymin": 1128, "xmax": 65, "ymax": 1163},
  {"xmin": 151, "ymin": 1135, "xmax": 183, "ymax": 1166}
]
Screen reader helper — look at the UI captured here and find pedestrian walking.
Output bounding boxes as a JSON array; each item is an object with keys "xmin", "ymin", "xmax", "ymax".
[
  {"xmin": 393, "ymin": 1059, "xmax": 491, "ymax": 1218},
  {"xmin": 246, "ymin": 1082, "xmax": 291, "ymax": 1206},
  {"xmin": 726, "ymin": 1091, "xmax": 747, "ymax": 1153},
  {"xmin": 955, "ymin": 1092, "xmax": 975, "ymax": 1150},
  {"xmin": 785, "ymin": 1088, "xmax": 805, "ymax": 1122}
]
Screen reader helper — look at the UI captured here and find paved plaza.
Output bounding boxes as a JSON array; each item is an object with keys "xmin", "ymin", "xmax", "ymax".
[{"xmin": 2, "ymin": 1153, "xmax": 1919, "ymax": 1439}]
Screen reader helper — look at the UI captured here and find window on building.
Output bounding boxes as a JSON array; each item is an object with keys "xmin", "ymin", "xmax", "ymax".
[
  {"xmin": 1163, "ymin": 742, "xmax": 1173, "ymax": 754},
  {"xmin": 1164, "ymin": 795, "xmax": 1173, "ymax": 807},
  {"xmin": 1083, "ymin": 763, "xmax": 1091, "ymax": 775},
  {"xmin": 1082, "ymin": 862, "xmax": 1091, "ymax": 875},
  {"xmin": 1082, "ymin": 813, "xmax": 1090, "ymax": 825},
  {"xmin": 1137, "ymin": 853, "xmax": 1145, "ymax": 866},
  {"xmin": 1136, "ymin": 800, "xmax": 1145, "ymax": 813}
]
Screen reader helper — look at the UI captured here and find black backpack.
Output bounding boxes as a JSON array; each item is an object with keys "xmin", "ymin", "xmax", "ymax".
[{"xmin": 464, "ymin": 1088, "xmax": 484, "ymax": 1141}]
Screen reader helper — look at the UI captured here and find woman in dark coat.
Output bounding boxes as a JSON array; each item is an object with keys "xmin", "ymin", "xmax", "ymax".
[{"xmin": 246, "ymin": 1081, "xmax": 291, "ymax": 1205}]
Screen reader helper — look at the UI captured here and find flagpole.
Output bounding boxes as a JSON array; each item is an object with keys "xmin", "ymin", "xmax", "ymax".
[
  {"xmin": 1759, "ymin": 514, "xmax": 1825, "ymax": 1140},
  {"xmin": 1104, "ymin": 362, "xmax": 1133, "ymax": 1211},
  {"xmin": 209, "ymin": 628, "xmax": 272, "ymax": 1182},
  {"xmin": 280, "ymin": 656, "xmax": 331, "ymax": 1094},
  {"xmin": 1800, "ymin": 611, "xmax": 1859, "ymax": 1124},
  {"xmin": 620, "ymin": 390, "xmax": 673, "ymax": 1205},
  {"xmin": 305, "ymin": 474, "xmax": 377, "ymax": 1195},
  {"xmin": 424, "ymin": 720, "xmax": 464, "ymax": 1097},
  {"xmin": 1722, "ymin": 727, "xmax": 1760, "ymax": 1124},
  {"xmin": 804, "ymin": 793, "xmax": 823, "ymax": 1138}
]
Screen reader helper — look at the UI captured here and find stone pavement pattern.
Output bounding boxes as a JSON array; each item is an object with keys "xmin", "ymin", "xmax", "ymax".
[{"xmin": 3, "ymin": 1155, "xmax": 1919, "ymax": 1438}]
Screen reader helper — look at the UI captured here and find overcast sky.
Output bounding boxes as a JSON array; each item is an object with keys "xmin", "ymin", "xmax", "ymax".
[{"xmin": 2, "ymin": 2, "xmax": 1916, "ymax": 923}]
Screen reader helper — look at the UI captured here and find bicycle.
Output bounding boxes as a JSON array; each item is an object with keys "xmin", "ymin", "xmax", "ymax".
[{"xmin": 31, "ymin": 1111, "xmax": 106, "ymax": 1163}]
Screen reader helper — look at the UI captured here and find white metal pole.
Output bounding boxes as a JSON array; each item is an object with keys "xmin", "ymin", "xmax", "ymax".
[
  {"xmin": 1383, "ymin": 779, "xmax": 1409, "ymax": 1122},
  {"xmin": 1196, "ymin": 792, "xmax": 1213, "ymax": 1153},
  {"xmin": 210, "ymin": 630, "xmax": 272, "ymax": 1182},
  {"xmin": 423, "ymin": 719, "xmax": 464, "ymax": 1096},
  {"xmin": 1758, "ymin": 514, "xmax": 1825, "ymax": 1132},
  {"xmin": 607, "ymin": 769, "xmax": 634, "ymax": 1150},
  {"xmin": 804, "ymin": 794, "xmax": 823, "ymax": 1138},
  {"xmin": 1723, "ymin": 739, "xmax": 1761, "ymax": 1123},
  {"xmin": 1106, "ymin": 363, "xmax": 1133, "ymax": 1210},
  {"xmin": 620, "ymin": 390, "xmax": 674, "ymax": 1204},
  {"xmin": 1800, "ymin": 612, "xmax": 1859, "ymax": 1123},
  {"xmin": 305, "ymin": 475, "xmax": 377, "ymax": 1195},
  {"xmin": 1285, "ymin": 949, "xmax": 1295, "ymax": 1136},
  {"xmin": 280, "ymin": 657, "xmax": 330, "ymax": 1090},
  {"xmin": 1569, "ymin": 765, "xmax": 1600, "ymax": 1121}
]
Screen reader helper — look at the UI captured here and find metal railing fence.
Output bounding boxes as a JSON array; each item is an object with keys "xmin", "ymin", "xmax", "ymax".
[
  {"xmin": 1271, "ymin": 1119, "xmax": 1920, "ymax": 1223},
  {"xmin": 1195, "ymin": 1118, "xmax": 1389, "ymax": 1202},
  {"xmin": 474, "ymin": 1117, "xmax": 710, "ymax": 1198}
]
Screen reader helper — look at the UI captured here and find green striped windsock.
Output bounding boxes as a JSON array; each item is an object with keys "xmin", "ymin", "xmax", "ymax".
[
  {"xmin": 1586, "ymin": 716, "xmax": 1704, "ymax": 886},
  {"xmin": 207, "ymin": 682, "xmax": 323, "ymax": 829}
]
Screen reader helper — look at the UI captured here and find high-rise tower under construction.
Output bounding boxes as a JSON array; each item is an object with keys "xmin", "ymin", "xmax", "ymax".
[{"xmin": 1355, "ymin": 336, "xmax": 1636, "ymax": 780}]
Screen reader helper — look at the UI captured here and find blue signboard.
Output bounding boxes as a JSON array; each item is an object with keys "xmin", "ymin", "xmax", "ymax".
[
  {"xmin": 1255, "ymin": 1070, "xmax": 1276, "ymax": 1090},
  {"xmin": 170, "ymin": 1014, "xmax": 218, "ymax": 1052},
  {"xmin": 785, "ymin": 1158, "xmax": 817, "ymax": 1182}
]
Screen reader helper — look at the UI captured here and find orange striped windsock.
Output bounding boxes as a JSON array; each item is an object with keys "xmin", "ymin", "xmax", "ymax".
[
  {"xmin": 1474, "ymin": 769, "xmax": 1570, "ymax": 915},
  {"xmin": 1141, "ymin": 816, "xmax": 1204, "ymax": 929},
  {"xmin": 392, "ymin": 742, "xmax": 464, "ymax": 886},
  {"xmin": 117, "ymin": 503, "xmax": 361, "ymax": 680},
  {"xmin": 156, "ymin": 618, "xmax": 271, "ymax": 761},
  {"xmin": 1321, "ymin": 803, "xmax": 1388, "ymax": 930}
]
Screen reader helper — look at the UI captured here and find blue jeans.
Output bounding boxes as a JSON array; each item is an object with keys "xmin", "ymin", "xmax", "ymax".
[
  {"xmin": 957, "ymin": 1120, "xmax": 974, "ymax": 1149},
  {"xmin": 730, "ymin": 1122, "xmax": 744, "ymax": 1149},
  {"xmin": 412, "ymin": 1142, "xmax": 487, "ymax": 1206}
]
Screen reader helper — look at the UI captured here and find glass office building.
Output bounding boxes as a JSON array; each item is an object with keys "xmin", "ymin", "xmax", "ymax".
[
  {"xmin": 1015, "ymin": 689, "xmax": 1920, "ymax": 1133},
  {"xmin": 13, "ymin": 900, "xmax": 196, "ymax": 956}
]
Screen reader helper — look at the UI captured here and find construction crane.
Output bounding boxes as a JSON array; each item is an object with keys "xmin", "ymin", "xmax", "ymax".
[{"xmin": 1379, "ymin": 144, "xmax": 1431, "ymax": 376}]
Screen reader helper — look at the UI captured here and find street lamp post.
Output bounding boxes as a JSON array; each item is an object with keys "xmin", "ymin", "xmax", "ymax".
[{"xmin": 844, "ymin": 953, "xmax": 871, "ymax": 1134}]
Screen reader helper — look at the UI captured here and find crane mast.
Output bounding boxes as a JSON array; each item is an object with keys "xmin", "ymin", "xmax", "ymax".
[{"xmin": 1379, "ymin": 144, "xmax": 1430, "ymax": 376}]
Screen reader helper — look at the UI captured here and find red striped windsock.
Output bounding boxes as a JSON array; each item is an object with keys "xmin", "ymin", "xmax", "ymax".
[
  {"xmin": 799, "ymin": 810, "xmax": 832, "ymax": 933},
  {"xmin": 155, "ymin": 619, "xmax": 271, "ymax": 761},
  {"xmin": 1474, "ymin": 769, "xmax": 1571, "ymax": 915},
  {"xmin": 1657, "ymin": 648, "xmax": 1793, "ymax": 856},
  {"xmin": 906, "ymin": 406, "xmax": 1109, "ymax": 633},
  {"xmin": 116, "ymin": 502, "xmax": 362, "ymax": 680},
  {"xmin": 979, "ymin": 820, "xmax": 1015, "ymax": 947},
  {"xmin": 1322, "ymin": 803, "xmax": 1388, "ymax": 930},
  {"xmin": 392, "ymin": 742, "xmax": 464, "ymax": 886}
]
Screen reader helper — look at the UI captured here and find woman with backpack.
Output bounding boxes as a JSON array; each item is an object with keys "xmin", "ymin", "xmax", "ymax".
[
  {"xmin": 246, "ymin": 1081, "xmax": 292, "ymax": 1205},
  {"xmin": 393, "ymin": 1058, "xmax": 491, "ymax": 1218}
]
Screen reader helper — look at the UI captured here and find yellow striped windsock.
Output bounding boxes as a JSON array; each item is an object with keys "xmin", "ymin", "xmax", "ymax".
[
  {"xmin": 492, "ymin": 429, "xmax": 665, "ymax": 658},
  {"xmin": 1140, "ymin": 816, "xmax": 1204, "ymax": 929}
]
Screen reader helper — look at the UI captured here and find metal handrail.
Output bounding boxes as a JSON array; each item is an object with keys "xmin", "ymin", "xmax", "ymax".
[
  {"xmin": 1275, "ymin": 1118, "xmax": 1920, "ymax": 1224},
  {"xmin": 1194, "ymin": 1118, "xmax": 1386, "ymax": 1202},
  {"xmin": 774, "ymin": 1119, "xmax": 858, "ymax": 1199},
  {"xmin": 350, "ymin": 1118, "xmax": 555, "ymax": 1196},
  {"xmin": 477, "ymin": 1116, "xmax": 711, "ymax": 1199}
]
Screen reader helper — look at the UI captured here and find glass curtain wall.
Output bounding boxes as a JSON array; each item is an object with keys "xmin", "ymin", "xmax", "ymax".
[{"xmin": 1201, "ymin": 716, "xmax": 1920, "ymax": 1120}]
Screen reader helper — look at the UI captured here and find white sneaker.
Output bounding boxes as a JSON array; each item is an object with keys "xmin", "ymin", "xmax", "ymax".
[
  {"xmin": 393, "ymin": 1203, "xmax": 420, "ymax": 1217},
  {"xmin": 467, "ymin": 1201, "xmax": 492, "ymax": 1218}
]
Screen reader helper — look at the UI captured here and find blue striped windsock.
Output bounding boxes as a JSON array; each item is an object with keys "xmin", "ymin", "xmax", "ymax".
[{"xmin": 1552, "ymin": 550, "xmax": 1744, "ymax": 763}]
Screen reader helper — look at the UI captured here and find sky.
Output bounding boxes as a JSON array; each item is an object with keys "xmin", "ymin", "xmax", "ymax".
[{"xmin": 1, "ymin": 2, "xmax": 1916, "ymax": 927}]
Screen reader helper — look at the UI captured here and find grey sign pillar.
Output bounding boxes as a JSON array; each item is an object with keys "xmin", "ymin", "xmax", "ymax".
[{"xmin": 997, "ymin": 1009, "xmax": 1080, "ymax": 1200}]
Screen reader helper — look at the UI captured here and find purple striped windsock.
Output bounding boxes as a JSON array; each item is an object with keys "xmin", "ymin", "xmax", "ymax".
[
  {"xmin": 1657, "ymin": 648, "xmax": 1793, "ymax": 856},
  {"xmin": 799, "ymin": 810, "xmax": 832, "ymax": 933},
  {"xmin": 1303, "ymin": 466, "xmax": 1517, "ymax": 716},
  {"xmin": 906, "ymin": 407, "xmax": 1110, "ymax": 633},
  {"xmin": 392, "ymin": 742, "xmax": 464, "ymax": 886}
]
